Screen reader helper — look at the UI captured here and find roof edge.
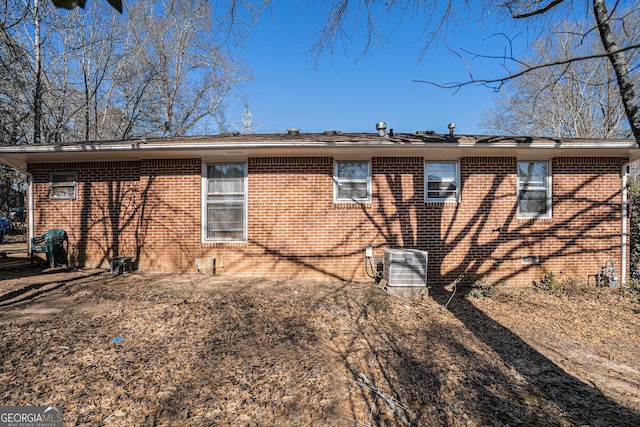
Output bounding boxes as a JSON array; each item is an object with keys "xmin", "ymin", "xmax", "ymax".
[{"xmin": 1, "ymin": 134, "xmax": 639, "ymax": 167}]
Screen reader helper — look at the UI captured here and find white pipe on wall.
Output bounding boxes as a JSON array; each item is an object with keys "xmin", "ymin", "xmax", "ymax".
[
  {"xmin": 27, "ymin": 172, "xmax": 34, "ymax": 252},
  {"xmin": 621, "ymin": 161, "xmax": 631, "ymax": 287}
]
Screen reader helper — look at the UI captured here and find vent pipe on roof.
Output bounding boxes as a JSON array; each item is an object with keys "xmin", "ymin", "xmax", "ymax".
[
  {"xmin": 447, "ymin": 122, "xmax": 456, "ymax": 136},
  {"xmin": 376, "ymin": 122, "xmax": 387, "ymax": 137},
  {"xmin": 287, "ymin": 128, "xmax": 300, "ymax": 135}
]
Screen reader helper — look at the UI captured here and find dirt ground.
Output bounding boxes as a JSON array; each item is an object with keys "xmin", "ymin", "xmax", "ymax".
[{"xmin": 1, "ymin": 249, "xmax": 640, "ymax": 426}]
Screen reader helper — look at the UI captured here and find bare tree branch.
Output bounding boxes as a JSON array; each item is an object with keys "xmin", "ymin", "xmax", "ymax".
[
  {"xmin": 594, "ymin": 0, "xmax": 640, "ymax": 141},
  {"xmin": 414, "ymin": 42, "xmax": 640, "ymax": 90},
  {"xmin": 511, "ymin": 0, "xmax": 567, "ymax": 19}
]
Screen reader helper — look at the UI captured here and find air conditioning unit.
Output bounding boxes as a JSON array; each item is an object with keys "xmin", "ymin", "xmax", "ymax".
[{"xmin": 383, "ymin": 248, "xmax": 428, "ymax": 287}]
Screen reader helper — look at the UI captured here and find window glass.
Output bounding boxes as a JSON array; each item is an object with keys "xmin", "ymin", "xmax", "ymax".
[
  {"xmin": 425, "ymin": 162, "xmax": 458, "ymax": 202},
  {"xmin": 518, "ymin": 161, "xmax": 550, "ymax": 217},
  {"xmin": 205, "ymin": 163, "xmax": 246, "ymax": 240},
  {"xmin": 334, "ymin": 160, "xmax": 371, "ymax": 202},
  {"xmin": 336, "ymin": 162, "xmax": 368, "ymax": 179},
  {"xmin": 50, "ymin": 172, "xmax": 77, "ymax": 200}
]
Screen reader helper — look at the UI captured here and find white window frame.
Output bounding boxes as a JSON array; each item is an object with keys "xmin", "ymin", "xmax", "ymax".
[
  {"xmin": 333, "ymin": 160, "xmax": 372, "ymax": 203},
  {"xmin": 202, "ymin": 162, "xmax": 247, "ymax": 242},
  {"xmin": 517, "ymin": 160, "xmax": 552, "ymax": 219},
  {"xmin": 49, "ymin": 172, "xmax": 77, "ymax": 200},
  {"xmin": 424, "ymin": 161, "xmax": 459, "ymax": 203}
]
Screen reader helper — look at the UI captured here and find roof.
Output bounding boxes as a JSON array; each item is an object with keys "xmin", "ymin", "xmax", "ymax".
[{"xmin": 1, "ymin": 132, "xmax": 639, "ymax": 171}]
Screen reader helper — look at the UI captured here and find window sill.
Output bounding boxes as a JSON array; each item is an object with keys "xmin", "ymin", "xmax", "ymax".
[
  {"xmin": 424, "ymin": 201, "xmax": 459, "ymax": 207},
  {"xmin": 517, "ymin": 216, "xmax": 553, "ymax": 223},
  {"xmin": 201, "ymin": 240, "xmax": 247, "ymax": 245},
  {"xmin": 333, "ymin": 201, "xmax": 371, "ymax": 208}
]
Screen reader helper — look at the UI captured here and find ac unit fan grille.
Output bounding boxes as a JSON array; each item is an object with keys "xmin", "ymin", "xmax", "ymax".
[{"xmin": 383, "ymin": 248, "xmax": 428, "ymax": 287}]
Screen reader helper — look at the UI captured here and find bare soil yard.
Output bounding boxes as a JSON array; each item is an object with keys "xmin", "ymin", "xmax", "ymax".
[{"xmin": 1, "ymin": 262, "xmax": 639, "ymax": 426}]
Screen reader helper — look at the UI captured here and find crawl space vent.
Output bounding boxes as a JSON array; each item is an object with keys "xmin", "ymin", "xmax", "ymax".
[{"xmin": 383, "ymin": 248, "xmax": 428, "ymax": 287}]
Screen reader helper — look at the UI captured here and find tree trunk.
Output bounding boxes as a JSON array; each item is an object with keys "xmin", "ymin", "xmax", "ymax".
[
  {"xmin": 593, "ymin": 0, "xmax": 640, "ymax": 143},
  {"xmin": 33, "ymin": 0, "xmax": 42, "ymax": 144}
]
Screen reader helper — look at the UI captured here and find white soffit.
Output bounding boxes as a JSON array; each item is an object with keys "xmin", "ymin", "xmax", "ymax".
[{"xmin": 1, "ymin": 134, "xmax": 639, "ymax": 170}]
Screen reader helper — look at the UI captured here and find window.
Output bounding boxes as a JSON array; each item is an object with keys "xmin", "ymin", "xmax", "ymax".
[
  {"xmin": 518, "ymin": 161, "xmax": 550, "ymax": 218},
  {"xmin": 50, "ymin": 172, "xmax": 77, "ymax": 200},
  {"xmin": 425, "ymin": 161, "xmax": 458, "ymax": 202},
  {"xmin": 334, "ymin": 160, "xmax": 371, "ymax": 203},
  {"xmin": 203, "ymin": 163, "xmax": 246, "ymax": 241}
]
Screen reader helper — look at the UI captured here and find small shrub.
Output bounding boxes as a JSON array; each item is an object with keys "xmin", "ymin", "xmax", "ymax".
[
  {"xmin": 627, "ymin": 279, "xmax": 640, "ymax": 313},
  {"xmin": 534, "ymin": 272, "xmax": 592, "ymax": 296},
  {"xmin": 534, "ymin": 272, "xmax": 565, "ymax": 296},
  {"xmin": 466, "ymin": 277, "xmax": 503, "ymax": 299},
  {"xmin": 628, "ymin": 278, "xmax": 640, "ymax": 294},
  {"xmin": 561, "ymin": 275, "xmax": 593, "ymax": 296}
]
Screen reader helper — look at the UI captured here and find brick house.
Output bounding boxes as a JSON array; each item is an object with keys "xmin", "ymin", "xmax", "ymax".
[{"xmin": 1, "ymin": 131, "xmax": 638, "ymax": 287}]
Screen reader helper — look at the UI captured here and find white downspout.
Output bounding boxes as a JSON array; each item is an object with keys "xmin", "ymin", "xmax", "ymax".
[
  {"xmin": 27, "ymin": 172, "xmax": 34, "ymax": 251},
  {"xmin": 621, "ymin": 161, "xmax": 631, "ymax": 287}
]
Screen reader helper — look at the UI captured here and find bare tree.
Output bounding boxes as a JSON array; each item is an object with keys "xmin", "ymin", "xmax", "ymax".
[
  {"xmin": 124, "ymin": 0, "xmax": 252, "ymax": 137},
  {"xmin": 1, "ymin": 0, "xmax": 254, "ymax": 145},
  {"xmin": 46, "ymin": 0, "xmax": 640, "ymax": 142},
  {"xmin": 0, "ymin": 29, "xmax": 31, "ymax": 145},
  {"xmin": 59, "ymin": 4, "xmax": 123, "ymax": 141},
  {"xmin": 30, "ymin": 0, "xmax": 43, "ymax": 143},
  {"xmin": 481, "ymin": 18, "xmax": 637, "ymax": 139},
  {"xmin": 19, "ymin": 0, "xmax": 77, "ymax": 143},
  {"xmin": 1, "ymin": 0, "xmax": 75, "ymax": 144},
  {"xmin": 287, "ymin": 0, "xmax": 640, "ymax": 142},
  {"xmin": 49, "ymin": 0, "xmax": 254, "ymax": 140},
  {"xmin": 593, "ymin": 0, "xmax": 640, "ymax": 141}
]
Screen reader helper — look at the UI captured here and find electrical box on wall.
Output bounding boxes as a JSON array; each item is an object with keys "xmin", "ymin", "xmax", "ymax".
[{"xmin": 365, "ymin": 246, "xmax": 373, "ymax": 258}]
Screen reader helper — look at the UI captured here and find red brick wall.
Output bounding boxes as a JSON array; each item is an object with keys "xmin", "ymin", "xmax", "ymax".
[
  {"xmin": 28, "ymin": 155, "xmax": 628, "ymax": 286},
  {"xmin": 243, "ymin": 156, "xmax": 381, "ymax": 279},
  {"xmin": 137, "ymin": 159, "xmax": 202, "ymax": 271},
  {"xmin": 29, "ymin": 162, "xmax": 140, "ymax": 268}
]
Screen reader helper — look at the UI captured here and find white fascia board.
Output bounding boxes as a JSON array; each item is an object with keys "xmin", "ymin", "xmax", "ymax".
[{"xmin": 1, "ymin": 138, "xmax": 639, "ymax": 165}]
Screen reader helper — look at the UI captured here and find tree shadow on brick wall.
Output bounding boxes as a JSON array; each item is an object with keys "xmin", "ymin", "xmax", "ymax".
[
  {"xmin": 244, "ymin": 156, "xmax": 389, "ymax": 280},
  {"xmin": 343, "ymin": 158, "xmax": 640, "ymax": 425},
  {"xmin": 440, "ymin": 173, "xmax": 622, "ymax": 287},
  {"xmin": 247, "ymin": 239, "xmax": 372, "ymax": 281},
  {"xmin": 75, "ymin": 174, "xmax": 154, "ymax": 269},
  {"xmin": 368, "ymin": 158, "xmax": 625, "ymax": 287}
]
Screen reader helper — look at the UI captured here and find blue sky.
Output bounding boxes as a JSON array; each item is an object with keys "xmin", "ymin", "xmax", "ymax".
[{"xmin": 225, "ymin": 2, "xmax": 518, "ymax": 135}]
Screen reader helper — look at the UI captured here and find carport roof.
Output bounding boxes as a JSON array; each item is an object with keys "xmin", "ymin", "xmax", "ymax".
[{"xmin": 1, "ymin": 132, "xmax": 639, "ymax": 171}]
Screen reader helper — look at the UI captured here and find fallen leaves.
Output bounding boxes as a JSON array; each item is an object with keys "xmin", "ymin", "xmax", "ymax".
[{"xmin": 0, "ymin": 270, "xmax": 638, "ymax": 426}]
